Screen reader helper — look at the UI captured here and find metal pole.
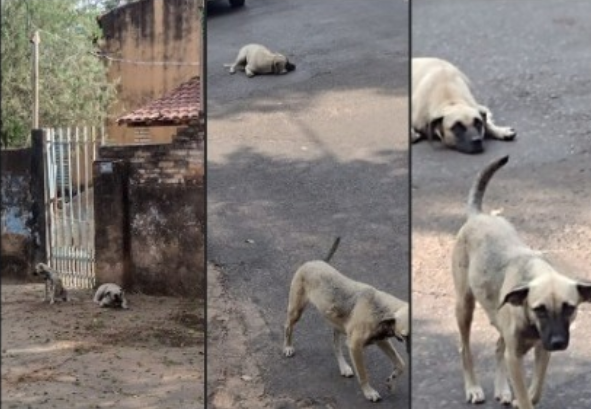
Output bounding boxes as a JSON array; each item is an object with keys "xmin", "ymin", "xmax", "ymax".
[{"xmin": 31, "ymin": 30, "xmax": 40, "ymax": 130}]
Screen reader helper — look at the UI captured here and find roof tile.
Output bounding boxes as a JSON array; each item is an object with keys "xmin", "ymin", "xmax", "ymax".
[{"xmin": 117, "ymin": 76, "xmax": 201, "ymax": 126}]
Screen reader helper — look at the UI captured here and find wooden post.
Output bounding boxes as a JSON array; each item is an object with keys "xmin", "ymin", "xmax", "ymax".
[{"xmin": 31, "ymin": 30, "xmax": 40, "ymax": 131}]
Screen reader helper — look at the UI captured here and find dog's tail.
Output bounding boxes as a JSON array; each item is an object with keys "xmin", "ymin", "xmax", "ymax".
[
  {"xmin": 467, "ymin": 155, "xmax": 509, "ymax": 216},
  {"xmin": 324, "ymin": 237, "xmax": 341, "ymax": 263}
]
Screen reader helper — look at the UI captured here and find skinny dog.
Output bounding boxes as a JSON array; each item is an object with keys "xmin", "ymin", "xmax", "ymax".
[
  {"xmin": 224, "ymin": 44, "xmax": 296, "ymax": 77},
  {"xmin": 412, "ymin": 57, "xmax": 516, "ymax": 154},
  {"xmin": 452, "ymin": 155, "xmax": 591, "ymax": 408},
  {"xmin": 32, "ymin": 263, "xmax": 69, "ymax": 304},
  {"xmin": 94, "ymin": 283, "xmax": 129, "ymax": 309},
  {"xmin": 283, "ymin": 238, "xmax": 409, "ymax": 402}
]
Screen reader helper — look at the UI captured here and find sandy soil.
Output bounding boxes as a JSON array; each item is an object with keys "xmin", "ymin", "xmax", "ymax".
[{"xmin": 1, "ymin": 281, "xmax": 205, "ymax": 409}]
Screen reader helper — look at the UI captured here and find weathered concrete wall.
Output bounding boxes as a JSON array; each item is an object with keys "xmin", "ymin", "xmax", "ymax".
[
  {"xmin": 95, "ymin": 122, "xmax": 204, "ymax": 297},
  {"xmin": 98, "ymin": 0, "xmax": 202, "ymax": 145},
  {"xmin": 93, "ymin": 160, "xmax": 131, "ymax": 288},
  {"xmin": 1, "ymin": 149, "xmax": 33, "ymax": 279}
]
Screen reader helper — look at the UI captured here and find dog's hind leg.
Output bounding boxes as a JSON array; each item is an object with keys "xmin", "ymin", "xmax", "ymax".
[
  {"xmin": 283, "ymin": 273, "xmax": 307, "ymax": 357},
  {"xmin": 332, "ymin": 330, "xmax": 354, "ymax": 377},
  {"xmin": 452, "ymin": 241, "xmax": 485, "ymax": 403},
  {"xmin": 528, "ymin": 344, "xmax": 550, "ymax": 405},
  {"xmin": 479, "ymin": 105, "xmax": 516, "ymax": 141},
  {"xmin": 229, "ymin": 49, "xmax": 247, "ymax": 74},
  {"xmin": 456, "ymin": 292, "xmax": 484, "ymax": 404},
  {"xmin": 494, "ymin": 336, "xmax": 513, "ymax": 404},
  {"xmin": 244, "ymin": 65, "xmax": 256, "ymax": 78}
]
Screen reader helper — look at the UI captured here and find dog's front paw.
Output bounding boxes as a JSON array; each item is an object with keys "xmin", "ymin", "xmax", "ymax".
[
  {"xmin": 495, "ymin": 391, "xmax": 513, "ymax": 406},
  {"xmin": 283, "ymin": 346, "xmax": 295, "ymax": 357},
  {"xmin": 498, "ymin": 126, "xmax": 517, "ymax": 141},
  {"xmin": 362, "ymin": 385, "xmax": 382, "ymax": 402},
  {"xmin": 465, "ymin": 385, "xmax": 485, "ymax": 404},
  {"xmin": 495, "ymin": 384, "xmax": 513, "ymax": 405},
  {"xmin": 339, "ymin": 364, "xmax": 354, "ymax": 378},
  {"xmin": 386, "ymin": 366, "xmax": 403, "ymax": 390},
  {"xmin": 411, "ymin": 129, "xmax": 423, "ymax": 144},
  {"xmin": 386, "ymin": 375, "xmax": 397, "ymax": 392}
]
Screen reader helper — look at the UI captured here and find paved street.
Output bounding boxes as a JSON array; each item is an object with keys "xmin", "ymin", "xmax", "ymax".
[
  {"xmin": 412, "ymin": 1, "xmax": 591, "ymax": 409},
  {"xmin": 207, "ymin": 0, "xmax": 409, "ymax": 407}
]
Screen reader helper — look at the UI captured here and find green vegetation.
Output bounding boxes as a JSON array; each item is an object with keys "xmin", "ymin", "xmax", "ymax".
[{"xmin": 1, "ymin": 0, "xmax": 117, "ymax": 147}]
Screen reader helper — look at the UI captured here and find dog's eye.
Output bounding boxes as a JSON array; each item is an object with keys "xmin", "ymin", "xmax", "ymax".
[
  {"xmin": 533, "ymin": 305, "xmax": 548, "ymax": 317},
  {"xmin": 451, "ymin": 122, "xmax": 466, "ymax": 134},
  {"xmin": 473, "ymin": 118, "xmax": 483, "ymax": 130},
  {"xmin": 562, "ymin": 303, "xmax": 575, "ymax": 316}
]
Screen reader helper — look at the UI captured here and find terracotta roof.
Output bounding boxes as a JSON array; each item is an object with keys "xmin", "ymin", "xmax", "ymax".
[{"xmin": 117, "ymin": 76, "xmax": 201, "ymax": 126}]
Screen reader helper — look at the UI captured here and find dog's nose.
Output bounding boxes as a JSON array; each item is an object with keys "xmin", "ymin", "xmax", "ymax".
[
  {"xmin": 469, "ymin": 141, "xmax": 484, "ymax": 153},
  {"xmin": 549, "ymin": 336, "xmax": 568, "ymax": 351}
]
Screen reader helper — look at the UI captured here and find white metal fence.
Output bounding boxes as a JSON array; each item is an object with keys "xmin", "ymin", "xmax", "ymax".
[{"xmin": 42, "ymin": 127, "xmax": 103, "ymax": 289}]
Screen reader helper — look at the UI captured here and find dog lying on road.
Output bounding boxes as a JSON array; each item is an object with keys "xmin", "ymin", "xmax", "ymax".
[
  {"xmin": 225, "ymin": 44, "xmax": 296, "ymax": 77},
  {"xmin": 283, "ymin": 237, "xmax": 409, "ymax": 402},
  {"xmin": 412, "ymin": 57, "xmax": 516, "ymax": 154},
  {"xmin": 32, "ymin": 263, "xmax": 69, "ymax": 304},
  {"xmin": 94, "ymin": 283, "xmax": 129, "ymax": 309},
  {"xmin": 452, "ymin": 155, "xmax": 591, "ymax": 408}
]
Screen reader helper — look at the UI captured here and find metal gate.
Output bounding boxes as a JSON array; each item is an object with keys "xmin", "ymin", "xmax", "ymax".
[{"xmin": 42, "ymin": 127, "xmax": 103, "ymax": 289}]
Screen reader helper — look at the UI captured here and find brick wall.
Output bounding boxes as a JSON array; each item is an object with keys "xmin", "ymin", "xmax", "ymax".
[{"xmin": 94, "ymin": 120, "xmax": 205, "ymax": 298}]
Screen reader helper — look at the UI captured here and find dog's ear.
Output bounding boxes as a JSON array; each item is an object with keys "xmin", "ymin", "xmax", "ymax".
[
  {"xmin": 500, "ymin": 285, "xmax": 529, "ymax": 308},
  {"xmin": 426, "ymin": 117, "xmax": 444, "ymax": 141},
  {"xmin": 577, "ymin": 282, "xmax": 591, "ymax": 303}
]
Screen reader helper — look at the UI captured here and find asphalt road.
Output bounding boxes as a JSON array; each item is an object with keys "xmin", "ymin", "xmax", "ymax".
[
  {"xmin": 412, "ymin": 1, "xmax": 591, "ymax": 409},
  {"xmin": 207, "ymin": 0, "xmax": 410, "ymax": 407}
]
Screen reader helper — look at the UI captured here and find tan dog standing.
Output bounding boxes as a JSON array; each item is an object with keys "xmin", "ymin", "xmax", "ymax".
[
  {"xmin": 283, "ymin": 238, "xmax": 409, "ymax": 402},
  {"xmin": 225, "ymin": 44, "xmax": 296, "ymax": 77},
  {"xmin": 412, "ymin": 57, "xmax": 516, "ymax": 153},
  {"xmin": 452, "ymin": 155, "xmax": 591, "ymax": 408}
]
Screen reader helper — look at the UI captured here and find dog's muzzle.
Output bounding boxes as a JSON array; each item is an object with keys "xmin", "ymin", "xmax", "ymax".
[
  {"xmin": 285, "ymin": 61, "xmax": 296, "ymax": 72},
  {"xmin": 539, "ymin": 318, "xmax": 570, "ymax": 351},
  {"xmin": 456, "ymin": 133, "xmax": 484, "ymax": 154}
]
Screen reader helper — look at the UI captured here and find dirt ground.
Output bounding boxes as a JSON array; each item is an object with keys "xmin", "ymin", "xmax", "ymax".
[
  {"xmin": 207, "ymin": 264, "xmax": 279, "ymax": 409},
  {"xmin": 1, "ymin": 281, "xmax": 205, "ymax": 409}
]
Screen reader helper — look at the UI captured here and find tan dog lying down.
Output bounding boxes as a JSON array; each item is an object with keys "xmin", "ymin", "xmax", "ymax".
[
  {"xmin": 412, "ymin": 57, "xmax": 516, "ymax": 154},
  {"xmin": 225, "ymin": 44, "xmax": 296, "ymax": 77}
]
